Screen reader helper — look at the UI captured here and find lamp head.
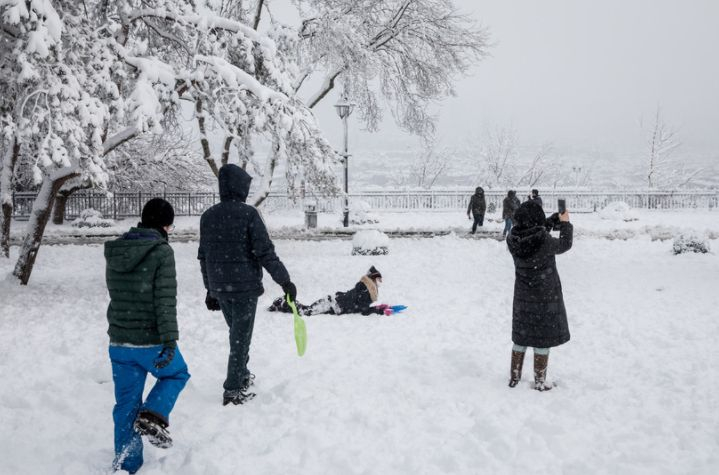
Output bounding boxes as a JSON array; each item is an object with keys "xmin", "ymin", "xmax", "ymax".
[{"xmin": 334, "ymin": 100, "xmax": 354, "ymax": 119}]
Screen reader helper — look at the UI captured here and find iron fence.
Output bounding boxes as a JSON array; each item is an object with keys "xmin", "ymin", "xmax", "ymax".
[{"xmin": 10, "ymin": 189, "xmax": 718, "ymax": 220}]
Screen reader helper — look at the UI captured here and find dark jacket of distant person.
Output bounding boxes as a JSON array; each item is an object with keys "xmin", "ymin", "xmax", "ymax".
[
  {"xmin": 502, "ymin": 190, "xmax": 521, "ymax": 220},
  {"xmin": 467, "ymin": 187, "xmax": 487, "ymax": 216}
]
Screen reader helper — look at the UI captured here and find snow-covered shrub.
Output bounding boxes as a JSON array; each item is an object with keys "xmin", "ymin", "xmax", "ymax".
[
  {"xmin": 599, "ymin": 201, "xmax": 640, "ymax": 222},
  {"xmin": 71, "ymin": 209, "xmax": 114, "ymax": 229},
  {"xmin": 349, "ymin": 201, "xmax": 379, "ymax": 225},
  {"xmin": 352, "ymin": 230, "xmax": 389, "ymax": 256},
  {"xmin": 672, "ymin": 233, "xmax": 710, "ymax": 255}
]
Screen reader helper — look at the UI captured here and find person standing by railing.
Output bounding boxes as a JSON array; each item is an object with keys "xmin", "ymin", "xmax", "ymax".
[
  {"xmin": 526, "ymin": 188, "xmax": 543, "ymax": 208},
  {"xmin": 502, "ymin": 190, "xmax": 521, "ymax": 238}
]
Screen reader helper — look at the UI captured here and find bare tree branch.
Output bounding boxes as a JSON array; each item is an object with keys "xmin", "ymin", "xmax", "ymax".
[
  {"xmin": 252, "ymin": 0, "xmax": 265, "ymax": 30},
  {"xmin": 195, "ymin": 98, "xmax": 219, "ymax": 177}
]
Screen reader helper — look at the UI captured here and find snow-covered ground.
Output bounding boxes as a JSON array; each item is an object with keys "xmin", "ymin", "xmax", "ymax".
[{"xmin": 1, "ymin": 225, "xmax": 718, "ymax": 474}]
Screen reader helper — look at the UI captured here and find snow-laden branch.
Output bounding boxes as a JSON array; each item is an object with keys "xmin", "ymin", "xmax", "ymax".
[
  {"xmin": 195, "ymin": 55, "xmax": 286, "ymax": 101},
  {"xmin": 126, "ymin": 8, "xmax": 261, "ymax": 42},
  {"xmin": 102, "ymin": 126, "xmax": 140, "ymax": 156},
  {"xmin": 1, "ymin": 22, "xmax": 20, "ymax": 38},
  {"xmin": 306, "ymin": 66, "xmax": 344, "ymax": 109}
]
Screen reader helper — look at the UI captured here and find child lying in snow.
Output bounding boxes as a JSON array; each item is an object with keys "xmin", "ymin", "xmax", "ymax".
[{"xmin": 268, "ymin": 266, "xmax": 403, "ymax": 316}]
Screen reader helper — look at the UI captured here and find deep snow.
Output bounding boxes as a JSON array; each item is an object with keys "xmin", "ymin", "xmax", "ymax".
[{"xmin": 1, "ymin": 228, "xmax": 718, "ymax": 474}]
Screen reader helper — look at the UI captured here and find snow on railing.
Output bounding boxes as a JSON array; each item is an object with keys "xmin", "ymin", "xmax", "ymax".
[{"xmin": 9, "ymin": 190, "xmax": 719, "ymax": 220}]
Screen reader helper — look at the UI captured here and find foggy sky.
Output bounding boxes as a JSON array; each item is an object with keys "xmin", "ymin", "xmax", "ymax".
[{"xmin": 296, "ymin": 0, "xmax": 719, "ymax": 157}]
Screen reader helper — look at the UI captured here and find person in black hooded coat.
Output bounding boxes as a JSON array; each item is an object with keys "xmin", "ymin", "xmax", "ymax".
[
  {"xmin": 505, "ymin": 200, "xmax": 572, "ymax": 391},
  {"xmin": 198, "ymin": 164, "xmax": 297, "ymax": 406},
  {"xmin": 466, "ymin": 186, "xmax": 487, "ymax": 233}
]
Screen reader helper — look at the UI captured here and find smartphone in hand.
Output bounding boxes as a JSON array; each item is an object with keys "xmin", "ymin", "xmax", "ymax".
[{"xmin": 558, "ymin": 199, "xmax": 566, "ymax": 214}]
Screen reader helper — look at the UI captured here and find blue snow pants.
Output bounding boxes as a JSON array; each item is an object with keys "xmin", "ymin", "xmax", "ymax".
[
  {"xmin": 109, "ymin": 345, "xmax": 190, "ymax": 473},
  {"xmin": 503, "ymin": 218, "xmax": 513, "ymax": 235}
]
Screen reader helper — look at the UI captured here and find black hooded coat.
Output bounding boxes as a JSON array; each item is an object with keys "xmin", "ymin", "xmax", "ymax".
[
  {"xmin": 467, "ymin": 187, "xmax": 487, "ymax": 215},
  {"xmin": 198, "ymin": 164, "xmax": 290, "ymax": 299},
  {"xmin": 506, "ymin": 202, "xmax": 573, "ymax": 348}
]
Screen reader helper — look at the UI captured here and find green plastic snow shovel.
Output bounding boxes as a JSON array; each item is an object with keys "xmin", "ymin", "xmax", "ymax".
[{"xmin": 286, "ymin": 295, "xmax": 307, "ymax": 356}]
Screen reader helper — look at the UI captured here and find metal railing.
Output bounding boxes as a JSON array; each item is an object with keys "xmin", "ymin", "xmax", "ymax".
[{"xmin": 10, "ymin": 189, "xmax": 718, "ymax": 220}]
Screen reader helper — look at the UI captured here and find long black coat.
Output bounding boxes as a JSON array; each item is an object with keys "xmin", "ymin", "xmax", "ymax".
[
  {"xmin": 506, "ymin": 222, "xmax": 573, "ymax": 348},
  {"xmin": 198, "ymin": 165, "xmax": 290, "ymax": 299}
]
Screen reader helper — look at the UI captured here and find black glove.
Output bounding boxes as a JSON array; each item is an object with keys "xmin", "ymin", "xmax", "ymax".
[
  {"xmin": 154, "ymin": 344, "xmax": 176, "ymax": 369},
  {"xmin": 545, "ymin": 212, "xmax": 560, "ymax": 231},
  {"xmin": 281, "ymin": 281, "xmax": 297, "ymax": 303},
  {"xmin": 205, "ymin": 292, "xmax": 221, "ymax": 311}
]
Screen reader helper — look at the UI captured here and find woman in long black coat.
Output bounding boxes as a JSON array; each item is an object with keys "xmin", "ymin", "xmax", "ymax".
[{"xmin": 506, "ymin": 201, "xmax": 573, "ymax": 391}]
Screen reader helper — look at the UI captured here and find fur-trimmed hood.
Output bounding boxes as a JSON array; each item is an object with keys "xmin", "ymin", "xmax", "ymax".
[{"xmin": 507, "ymin": 225, "xmax": 547, "ymax": 258}]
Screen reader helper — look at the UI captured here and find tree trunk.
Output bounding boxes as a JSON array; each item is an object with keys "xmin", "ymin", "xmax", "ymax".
[
  {"xmin": 52, "ymin": 183, "xmax": 88, "ymax": 225},
  {"xmin": 196, "ymin": 99, "xmax": 219, "ymax": 177},
  {"xmin": 252, "ymin": 141, "xmax": 280, "ymax": 208},
  {"xmin": 1, "ymin": 200, "xmax": 12, "ymax": 258},
  {"xmin": 52, "ymin": 192, "xmax": 69, "ymax": 225},
  {"xmin": 0, "ymin": 136, "xmax": 20, "ymax": 258},
  {"xmin": 13, "ymin": 172, "xmax": 78, "ymax": 285}
]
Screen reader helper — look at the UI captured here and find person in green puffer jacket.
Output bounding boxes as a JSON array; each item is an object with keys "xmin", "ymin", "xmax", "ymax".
[{"xmin": 104, "ymin": 198, "xmax": 190, "ymax": 474}]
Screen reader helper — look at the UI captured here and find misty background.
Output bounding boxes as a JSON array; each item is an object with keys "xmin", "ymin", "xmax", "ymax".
[{"xmin": 206, "ymin": 0, "xmax": 719, "ymax": 189}]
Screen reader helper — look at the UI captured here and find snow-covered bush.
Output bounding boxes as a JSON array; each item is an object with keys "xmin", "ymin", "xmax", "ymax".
[
  {"xmin": 71, "ymin": 209, "xmax": 113, "ymax": 229},
  {"xmin": 599, "ymin": 201, "xmax": 640, "ymax": 222},
  {"xmin": 352, "ymin": 230, "xmax": 389, "ymax": 256},
  {"xmin": 672, "ymin": 233, "xmax": 710, "ymax": 255},
  {"xmin": 349, "ymin": 201, "xmax": 379, "ymax": 225}
]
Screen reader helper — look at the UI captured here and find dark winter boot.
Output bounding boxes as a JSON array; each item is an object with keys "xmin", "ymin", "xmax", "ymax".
[
  {"xmin": 222, "ymin": 387, "xmax": 256, "ymax": 406},
  {"xmin": 134, "ymin": 410, "xmax": 173, "ymax": 448},
  {"xmin": 533, "ymin": 353, "xmax": 553, "ymax": 391},
  {"xmin": 508, "ymin": 350, "xmax": 525, "ymax": 388},
  {"xmin": 268, "ymin": 297, "xmax": 290, "ymax": 312}
]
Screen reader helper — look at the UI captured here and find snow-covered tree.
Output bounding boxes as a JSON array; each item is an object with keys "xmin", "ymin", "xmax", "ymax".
[
  {"xmin": 643, "ymin": 107, "xmax": 700, "ymax": 189},
  {"xmin": 0, "ymin": 0, "xmax": 340, "ymax": 284},
  {"xmin": 295, "ymin": 0, "xmax": 490, "ymax": 135},
  {"xmin": 475, "ymin": 127, "xmax": 518, "ymax": 188},
  {"xmin": 106, "ymin": 131, "xmax": 214, "ymax": 193},
  {"xmin": 516, "ymin": 143, "xmax": 552, "ymax": 189},
  {"xmin": 407, "ymin": 143, "xmax": 452, "ymax": 189},
  {"xmin": 208, "ymin": 0, "xmax": 491, "ymax": 204}
]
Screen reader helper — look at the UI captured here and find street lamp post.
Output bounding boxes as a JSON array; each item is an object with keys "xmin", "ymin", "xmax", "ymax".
[{"xmin": 334, "ymin": 98, "xmax": 354, "ymax": 227}]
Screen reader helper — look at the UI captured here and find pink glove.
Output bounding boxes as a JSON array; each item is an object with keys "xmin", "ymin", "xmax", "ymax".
[{"xmin": 376, "ymin": 304, "xmax": 392, "ymax": 315}]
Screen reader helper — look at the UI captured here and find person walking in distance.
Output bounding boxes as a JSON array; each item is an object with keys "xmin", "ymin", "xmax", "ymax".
[
  {"xmin": 505, "ymin": 201, "xmax": 573, "ymax": 391},
  {"xmin": 199, "ymin": 164, "xmax": 297, "ymax": 406},
  {"xmin": 466, "ymin": 186, "xmax": 487, "ymax": 234}
]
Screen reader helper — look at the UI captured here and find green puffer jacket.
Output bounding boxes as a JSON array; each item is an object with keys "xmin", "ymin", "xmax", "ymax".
[{"xmin": 104, "ymin": 227, "xmax": 178, "ymax": 346}]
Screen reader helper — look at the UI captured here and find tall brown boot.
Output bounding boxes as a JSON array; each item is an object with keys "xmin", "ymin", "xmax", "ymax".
[
  {"xmin": 508, "ymin": 350, "xmax": 525, "ymax": 388},
  {"xmin": 533, "ymin": 353, "xmax": 553, "ymax": 391}
]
